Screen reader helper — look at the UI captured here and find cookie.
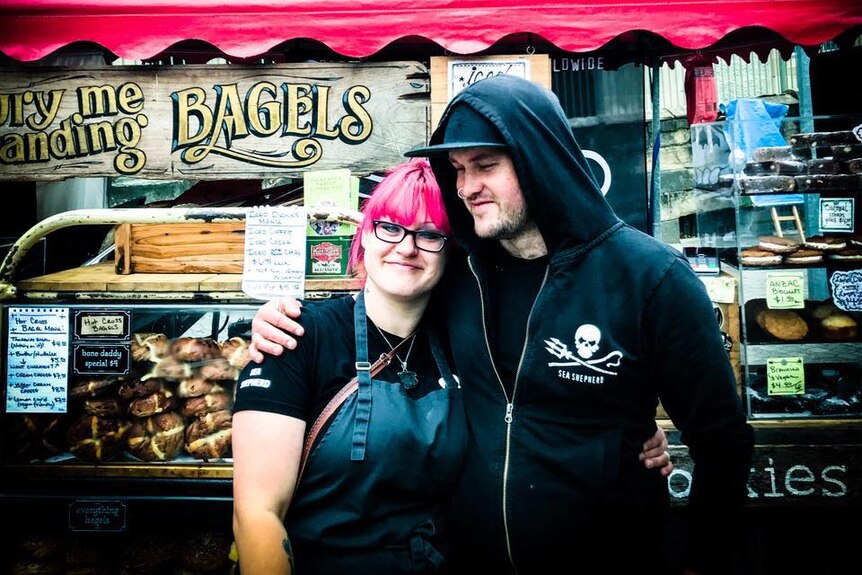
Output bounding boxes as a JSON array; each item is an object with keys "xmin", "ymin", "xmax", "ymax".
[
  {"xmin": 740, "ymin": 247, "xmax": 782, "ymax": 266},
  {"xmin": 759, "ymin": 235, "xmax": 801, "ymax": 254},
  {"xmin": 760, "ymin": 310, "xmax": 809, "ymax": 341},
  {"xmin": 784, "ymin": 248, "xmax": 823, "ymax": 265}
]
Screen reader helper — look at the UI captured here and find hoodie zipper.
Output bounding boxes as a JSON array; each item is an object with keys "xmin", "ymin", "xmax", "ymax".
[{"xmin": 468, "ymin": 254, "xmax": 550, "ymax": 571}]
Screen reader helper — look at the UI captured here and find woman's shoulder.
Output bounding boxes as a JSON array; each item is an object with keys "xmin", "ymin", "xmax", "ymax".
[{"xmin": 298, "ymin": 294, "xmax": 355, "ymax": 327}]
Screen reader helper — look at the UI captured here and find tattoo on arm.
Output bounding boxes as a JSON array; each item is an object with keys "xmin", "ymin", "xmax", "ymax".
[{"xmin": 282, "ymin": 536, "xmax": 294, "ymax": 571}]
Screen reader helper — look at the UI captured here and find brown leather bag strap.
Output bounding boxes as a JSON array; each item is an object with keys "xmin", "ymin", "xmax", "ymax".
[{"xmin": 297, "ymin": 335, "xmax": 411, "ymax": 480}]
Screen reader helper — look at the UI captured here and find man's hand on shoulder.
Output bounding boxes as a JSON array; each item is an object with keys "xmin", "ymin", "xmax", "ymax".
[{"xmin": 248, "ymin": 298, "xmax": 305, "ymax": 363}]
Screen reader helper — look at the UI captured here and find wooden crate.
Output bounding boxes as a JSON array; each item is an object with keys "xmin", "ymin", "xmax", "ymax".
[{"xmin": 114, "ymin": 223, "xmax": 246, "ymax": 274}]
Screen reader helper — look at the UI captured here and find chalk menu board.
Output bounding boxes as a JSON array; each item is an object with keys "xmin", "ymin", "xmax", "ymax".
[
  {"xmin": 242, "ymin": 206, "xmax": 307, "ymax": 299},
  {"xmin": 5, "ymin": 306, "xmax": 70, "ymax": 413}
]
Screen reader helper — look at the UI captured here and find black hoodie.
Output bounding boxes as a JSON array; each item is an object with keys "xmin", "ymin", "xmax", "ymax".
[{"xmin": 428, "ymin": 75, "xmax": 754, "ymax": 574}]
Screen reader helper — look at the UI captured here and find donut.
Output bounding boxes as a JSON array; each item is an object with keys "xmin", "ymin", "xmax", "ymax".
[{"xmin": 126, "ymin": 411, "xmax": 185, "ymax": 461}]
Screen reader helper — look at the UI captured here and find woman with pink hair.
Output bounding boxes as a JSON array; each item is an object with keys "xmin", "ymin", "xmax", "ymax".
[{"xmin": 231, "ymin": 159, "xmax": 466, "ymax": 574}]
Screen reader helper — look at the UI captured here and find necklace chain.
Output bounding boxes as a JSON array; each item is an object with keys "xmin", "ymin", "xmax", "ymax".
[{"xmin": 372, "ymin": 323, "xmax": 417, "ymax": 371}]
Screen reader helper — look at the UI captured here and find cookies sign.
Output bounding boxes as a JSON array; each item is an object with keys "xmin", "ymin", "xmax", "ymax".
[
  {"xmin": 766, "ymin": 272, "xmax": 805, "ymax": 309},
  {"xmin": 830, "ymin": 270, "xmax": 862, "ymax": 312}
]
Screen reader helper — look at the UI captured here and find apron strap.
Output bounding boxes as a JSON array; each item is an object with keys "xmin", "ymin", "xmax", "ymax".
[
  {"xmin": 428, "ymin": 329, "xmax": 459, "ymax": 389},
  {"xmin": 351, "ymin": 290, "xmax": 373, "ymax": 461}
]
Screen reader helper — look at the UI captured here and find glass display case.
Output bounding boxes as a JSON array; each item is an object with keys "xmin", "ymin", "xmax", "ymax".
[{"xmin": 695, "ymin": 110, "xmax": 862, "ymax": 420}]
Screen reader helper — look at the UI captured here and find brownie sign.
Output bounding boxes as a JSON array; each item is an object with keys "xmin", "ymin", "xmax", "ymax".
[{"xmin": 830, "ymin": 270, "xmax": 862, "ymax": 312}]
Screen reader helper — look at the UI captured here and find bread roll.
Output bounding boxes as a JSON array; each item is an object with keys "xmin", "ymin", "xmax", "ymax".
[
  {"xmin": 197, "ymin": 357, "xmax": 238, "ymax": 381},
  {"xmin": 220, "ymin": 336, "xmax": 251, "ymax": 369},
  {"xmin": 128, "ymin": 389, "xmax": 176, "ymax": 418},
  {"xmin": 131, "ymin": 332, "xmax": 169, "ymax": 363},
  {"xmin": 181, "ymin": 392, "xmax": 231, "ymax": 418},
  {"xmin": 177, "ymin": 377, "xmax": 225, "ymax": 398},
  {"xmin": 185, "ymin": 410, "xmax": 232, "ymax": 460},
  {"xmin": 171, "ymin": 337, "xmax": 221, "ymax": 362},
  {"xmin": 126, "ymin": 411, "xmax": 185, "ymax": 461},
  {"xmin": 66, "ymin": 414, "xmax": 131, "ymax": 462}
]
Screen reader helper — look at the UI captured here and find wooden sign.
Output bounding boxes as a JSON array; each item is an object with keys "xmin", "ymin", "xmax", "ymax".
[
  {"xmin": 429, "ymin": 54, "xmax": 551, "ymax": 130},
  {"xmin": 0, "ymin": 62, "xmax": 428, "ymax": 181}
]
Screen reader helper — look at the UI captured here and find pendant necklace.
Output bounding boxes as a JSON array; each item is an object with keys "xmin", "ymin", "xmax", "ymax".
[{"xmin": 373, "ymin": 323, "xmax": 419, "ymax": 389}]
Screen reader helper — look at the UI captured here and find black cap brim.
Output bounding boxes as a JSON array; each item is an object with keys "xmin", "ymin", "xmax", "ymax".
[{"xmin": 404, "ymin": 141, "xmax": 507, "ymax": 157}]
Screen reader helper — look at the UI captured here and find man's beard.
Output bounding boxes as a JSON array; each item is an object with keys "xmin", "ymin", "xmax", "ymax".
[{"xmin": 478, "ymin": 203, "xmax": 531, "ymax": 241}]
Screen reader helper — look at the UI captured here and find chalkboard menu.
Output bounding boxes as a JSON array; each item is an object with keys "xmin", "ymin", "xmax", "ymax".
[{"xmin": 5, "ymin": 307, "xmax": 70, "ymax": 413}]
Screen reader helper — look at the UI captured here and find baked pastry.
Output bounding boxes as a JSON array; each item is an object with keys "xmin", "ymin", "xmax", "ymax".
[
  {"xmin": 759, "ymin": 310, "xmax": 809, "ymax": 341},
  {"xmin": 752, "ymin": 146, "xmax": 792, "ymax": 161},
  {"xmin": 12, "ymin": 535, "xmax": 64, "ymax": 562},
  {"xmin": 846, "ymin": 234, "xmax": 862, "ymax": 248},
  {"xmin": 829, "ymin": 248, "xmax": 862, "ymax": 261},
  {"xmin": 142, "ymin": 356, "xmax": 193, "ymax": 381},
  {"xmin": 783, "ymin": 249, "xmax": 823, "ymax": 265},
  {"xmin": 738, "ymin": 175, "xmax": 796, "ymax": 193},
  {"xmin": 804, "ymin": 235, "xmax": 846, "ymax": 251},
  {"xmin": 805, "ymin": 158, "xmax": 841, "ymax": 174},
  {"xmin": 795, "ymin": 174, "xmax": 862, "ymax": 191},
  {"xmin": 811, "ymin": 301, "xmax": 840, "ymax": 320},
  {"xmin": 128, "ymin": 389, "xmax": 176, "ymax": 418},
  {"xmin": 197, "ymin": 357, "xmax": 239, "ymax": 381},
  {"xmin": 740, "ymin": 248, "xmax": 782, "ymax": 266},
  {"xmin": 181, "ymin": 392, "xmax": 231, "ymax": 417},
  {"xmin": 83, "ymin": 397, "xmax": 128, "ymax": 418},
  {"xmin": 131, "ymin": 332, "xmax": 169, "ymax": 363},
  {"xmin": 221, "ymin": 336, "xmax": 251, "ymax": 369},
  {"xmin": 758, "ymin": 235, "xmax": 801, "ymax": 253},
  {"xmin": 743, "ymin": 160, "xmax": 805, "ymax": 175},
  {"xmin": 821, "ymin": 313, "xmax": 858, "ymax": 340},
  {"xmin": 126, "ymin": 411, "xmax": 185, "ymax": 461},
  {"xmin": 118, "ymin": 376, "xmax": 164, "ymax": 399},
  {"xmin": 171, "ymin": 337, "xmax": 222, "ymax": 362},
  {"xmin": 69, "ymin": 376, "xmax": 122, "ymax": 400},
  {"xmin": 177, "ymin": 377, "xmax": 225, "ymax": 398},
  {"xmin": 66, "ymin": 414, "xmax": 131, "ymax": 462},
  {"xmin": 117, "ymin": 533, "xmax": 178, "ymax": 575},
  {"xmin": 790, "ymin": 130, "xmax": 857, "ymax": 147},
  {"xmin": 7, "ymin": 414, "xmax": 68, "ymax": 460},
  {"xmin": 185, "ymin": 410, "xmax": 233, "ymax": 460}
]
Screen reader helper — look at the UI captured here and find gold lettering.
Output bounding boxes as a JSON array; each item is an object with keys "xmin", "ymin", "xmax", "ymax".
[
  {"xmin": 77, "ymin": 85, "xmax": 119, "ymax": 117},
  {"xmin": 118, "ymin": 83, "xmax": 144, "ymax": 114},
  {"xmin": 247, "ymin": 81, "xmax": 279, "ymax": 137},
  {"xmin": 27, "ymin": 89, "xmax": 64, "ymax": 130},
  {"xmin": 340, "ymin": 86, "xmax": 372, "ymax": 143},
  {"xmin": 172, "ymin": 87, "xmax": 212, "ymax": 147},
  {"xmin": 313, "ymin": 85, "xmax": 339, "ymax": 138},
  {"xmin": 283, "ymin": 83, "xmax": 312, "ymax": 136},
  {"xmin": 212, "ymin": 84, "xmax": 249, "ymax": 144}
]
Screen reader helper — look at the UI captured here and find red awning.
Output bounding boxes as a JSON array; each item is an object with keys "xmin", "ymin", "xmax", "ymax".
[{"xmin": 1, "ymin": 0, "xmax": 861, "ymax": 63}]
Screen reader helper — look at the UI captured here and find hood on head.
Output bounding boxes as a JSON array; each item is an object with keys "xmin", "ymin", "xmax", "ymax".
[{"xmin": 422, "ymin": 75, "xmax": 620, "ymax": 253}]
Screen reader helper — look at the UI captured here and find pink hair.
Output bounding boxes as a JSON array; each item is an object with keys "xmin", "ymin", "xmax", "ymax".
[{"xmin": 347, "ymin": 158, "xmax": 451, "ymax": 281}]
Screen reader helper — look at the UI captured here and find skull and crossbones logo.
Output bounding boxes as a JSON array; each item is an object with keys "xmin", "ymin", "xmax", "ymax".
[{"xmin": 545, "ymin": 324, "xmax": 623, "ymax": 375}]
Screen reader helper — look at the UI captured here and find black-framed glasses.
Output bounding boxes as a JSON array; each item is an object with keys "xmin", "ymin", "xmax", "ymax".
[{"xmin": 372, "ymin": 220, "xmax": 449, "ymax": 253}]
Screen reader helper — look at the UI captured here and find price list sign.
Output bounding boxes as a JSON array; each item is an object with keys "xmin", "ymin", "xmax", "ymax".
[
  {"xmin": 5, "ymin": 307, "xmax": 70, "ymax": 413},
  {"xmin": 242, "ymin": 206, "xmax": 307, "ymax": 299}
]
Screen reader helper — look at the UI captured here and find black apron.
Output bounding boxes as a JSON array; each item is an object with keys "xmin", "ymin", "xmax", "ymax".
[{"xmin": 286, "ymin": 293, "xmax": 467, "ymax": 574}]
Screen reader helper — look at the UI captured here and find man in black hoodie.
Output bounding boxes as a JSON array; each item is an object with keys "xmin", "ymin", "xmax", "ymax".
[{"xmin": 250, "ymin": 75, "xmax": 754, "ymax": 574}]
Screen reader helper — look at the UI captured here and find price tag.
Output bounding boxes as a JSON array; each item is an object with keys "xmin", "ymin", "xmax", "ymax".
[
  {"xmin": 766, "ymin": 272, "xmax": 805, "ymax": 309},
  {"xmin": 767, "ymin": 357, "xmax": 805, "ymax": 395},
  {"xmin": 819, "ymin": 197, "xmax": 855, "ymax": 232}
]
